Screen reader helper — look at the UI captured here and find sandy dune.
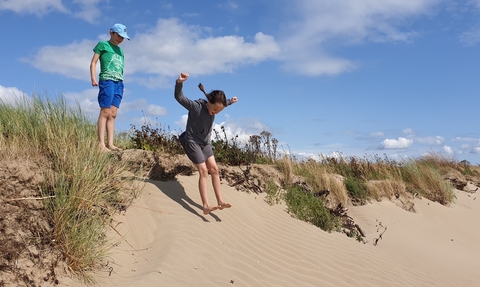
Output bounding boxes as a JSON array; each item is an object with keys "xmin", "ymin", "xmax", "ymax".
[{"xmin": 63, "ymin": 174, "xmax": 480, "ymax": 287}]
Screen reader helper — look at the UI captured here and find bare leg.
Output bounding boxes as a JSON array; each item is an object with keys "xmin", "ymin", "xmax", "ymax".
[
  {"xmin": 97, "ymin": 108, "xmax": 110, "ymax": 152},
  {"xmin": 105, "ymin": 106, "xmax": 122, "ymax": 151},
  {"xmin": 205, "ymin": 156, "xmax": 231, "ymax": 210},
  {"xmin": 195, "ymin": 162, "xmax": 218, "ymax": 215}
]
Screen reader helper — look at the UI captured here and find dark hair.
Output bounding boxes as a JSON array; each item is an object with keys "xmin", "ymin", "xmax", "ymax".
[{"xmin": 198, "ymin": 83, "xmax": 227, "ymax": 106}]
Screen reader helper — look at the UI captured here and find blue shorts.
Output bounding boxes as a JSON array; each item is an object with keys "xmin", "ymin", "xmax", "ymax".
[{"xmin": 98, "ymin": 80, "xmax": 124, "ymax": 108}]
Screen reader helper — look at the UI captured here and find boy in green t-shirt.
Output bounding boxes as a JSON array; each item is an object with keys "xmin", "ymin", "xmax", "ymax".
[{"xmin": 90, "ymin": 23, "xmax": 130, "ymax": 152}]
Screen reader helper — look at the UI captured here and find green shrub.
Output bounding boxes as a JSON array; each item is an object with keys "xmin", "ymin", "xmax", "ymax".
[
  {"xmin": 344, "ymin": 176, "xmax": 368, "ymax": 204},
  {"xmin": 284, "ymin": 186, "xmax": 339, "ymax": 232}
]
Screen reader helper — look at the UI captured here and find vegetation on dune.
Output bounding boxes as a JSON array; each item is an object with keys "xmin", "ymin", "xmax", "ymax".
[
  {"xmin": 0, "ymin": 94, "xmax": 139, "ymax": 285},
  {"xmin": 1, "ymin": 93, "xmax": 479, "ymax": 285},
  {"xmin": 130, "ymin": 118, "xmax": 480, "ymax": 235}
]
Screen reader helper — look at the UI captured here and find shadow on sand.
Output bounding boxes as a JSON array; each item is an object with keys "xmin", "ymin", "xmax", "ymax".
[{"xmin": 149, "ymin": 179, "xmax": 221, "ymax": 222}]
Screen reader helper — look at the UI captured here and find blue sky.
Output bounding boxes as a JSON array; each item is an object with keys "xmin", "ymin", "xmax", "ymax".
[{"xmin": 1, "ymin": 0, "xmax": 480, "ymax": 164}]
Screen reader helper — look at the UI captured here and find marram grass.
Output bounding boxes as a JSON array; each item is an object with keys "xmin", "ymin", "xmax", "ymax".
[{"xmin": 0, "ymin": 93, "xmax": 139, "ymax": 284}]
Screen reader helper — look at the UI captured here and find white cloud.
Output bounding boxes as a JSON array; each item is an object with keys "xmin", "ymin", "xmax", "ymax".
[
  {"xmin": 0, "ymin": 85, "xmax": 29, "ymax": 105},
  {"xmin": 63, "ymin": 88, "xmax": 98, "ymax": 119},
  {"xmin": 379, "ymin": 137, "xmax": 413, "ymax": 149},
  {"xmin": 131, "ymin": 117, "xmax": 154, "ymax": 130},
  {"xmin": 403, "ymin": 128, "xmax": 415, "ymax": 135},
  {"xmin": 468, "ymin": 0, "xmax": 480, "ymax": 9},
  {"xmin": 24, "ymin": 1, "xmax": 453, "ymax": 83},
  {"xmin": 277, "ymin": 0, "xmax": 439, "ymax": 76},
  {"xmin": 146, "ymin": 104, "xmax": 168, "ymax": 117},
  {"xmin": 175, "ymin": 115, "xmax": 188, "ymax": 131},
  {"xmin": 173, "ymin": 113, "xmax": 271, "ymax": 145},
  {"xmin": 442, "ymin": 145, "xmax": 454, "ymax": 155},
  {"xmin": 473, "ymin": 147, "xmax": 480, "ymax": 154},
  {"xmin": 0, "ymin": 0, "xmax": 107, "ymax": 24},
  {"xmin": 27, "ymin": 39, "xmax": 98, "ymax": 81},
  {"xmin": 459, "ymin": 27, "xmax": 480, "ymax": 46},
  {"xmin": 128, "ymin": 18, "xmax": 280, "ymax": 79},
  {"xmin": 71, "ymin": 0, "xmax": 104, "ymax": 24},
  {"xmin": 63, "ymin": 88, "xmax": 166, "ymax": 123},
  {"xmin": 0, "ymin": 0, "xmax": 67, "ymax": 15},
  {"xmin": 370, "ymin": 131, "xmax": 384, "ymax": 137},
  {"xmin": 27, "ymin": 18, "xmax": 280, "ymax": 88},
  {"xmin": 452, "ymin": 136, "xmax": 478, "ymax": 142},
  {"xmin": 416, "ymin": 136, "xmax": 444, "ymax": 145}
]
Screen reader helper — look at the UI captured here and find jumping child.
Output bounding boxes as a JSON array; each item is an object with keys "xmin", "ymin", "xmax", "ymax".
[{"xmin": 175, "ymin": 72, "xmax": 237, "ymax": 215}]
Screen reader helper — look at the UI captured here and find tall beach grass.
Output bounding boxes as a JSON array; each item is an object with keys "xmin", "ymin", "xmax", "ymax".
[{"xmin": 0, "ymin": 94, "xmax": 139, "ymax": 284}]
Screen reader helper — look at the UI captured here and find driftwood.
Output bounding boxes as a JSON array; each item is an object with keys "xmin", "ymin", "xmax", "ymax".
[
  {"xmin": 466, "ymin": 187, "xmax": 478, "ymax": 194},
  {"xmin": 330, "ymin": 203, "xmax": 366, "ymax": 239},
  {"xmin": 225, "ymin": 164, "xmax": 263, "ymax": 194}
]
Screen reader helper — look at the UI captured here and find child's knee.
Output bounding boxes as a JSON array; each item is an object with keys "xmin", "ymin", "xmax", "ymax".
[
  {"xmin": 197, "ymin": 166, "xmax": 209, "ymax": 177},
  {"xmin": 208, "ymin": 165, "xmax": 219, "ymax": 175}
]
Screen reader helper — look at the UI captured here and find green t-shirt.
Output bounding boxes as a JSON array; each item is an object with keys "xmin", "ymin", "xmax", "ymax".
[{"xmin": 93, "ymin": 41, "xmax": 125, "ymax": 81}]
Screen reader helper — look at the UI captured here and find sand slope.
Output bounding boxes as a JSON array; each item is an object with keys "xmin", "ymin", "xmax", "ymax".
[{"xmin": 63, "ymin": 174, "xmax": 480, "ymax": 287}]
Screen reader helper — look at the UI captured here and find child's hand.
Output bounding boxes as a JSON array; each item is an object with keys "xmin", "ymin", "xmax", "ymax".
[
  {"xmin": 177, "ymin": 72, "xmax": 189, "ymax": 83},
  {"xmin": 231, "ymin": 97, "xmax": 238, "ymax": 104}
]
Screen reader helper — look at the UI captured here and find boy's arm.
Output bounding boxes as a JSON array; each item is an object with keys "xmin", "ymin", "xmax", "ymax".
[{"xmin": 90, "ymin": 53, "xmax": 100, "ymax": 86}]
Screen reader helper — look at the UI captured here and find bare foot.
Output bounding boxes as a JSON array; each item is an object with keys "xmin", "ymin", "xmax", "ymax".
[
  {"xmin": 107, "ymin": 145, "xmax": 123, "ymax": 151},
  {"xmin": 99, "ymin": 145, "xmax": 110, "ymax": 152},
  {"xmin": 218, "ymin": 202, "xmax": 232, "ymax": 210},
  {"xmin": 203, "ymin": 205, "xmax": 219, "ymax": 215}
]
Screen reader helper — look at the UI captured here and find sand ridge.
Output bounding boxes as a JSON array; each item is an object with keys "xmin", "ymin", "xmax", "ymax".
[{"xmin": 61, "ymin": 174, "xmax": 480, "ymax": 287}]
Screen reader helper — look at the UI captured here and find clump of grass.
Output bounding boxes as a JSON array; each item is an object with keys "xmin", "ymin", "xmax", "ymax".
[
  {"xmin": 400, "ymin": 159, "xmax": 454, "ymax": 205},
  {"xmin": 275, "ymin": 153, "xmax": 296, "ymax": 188},
  {"xmin": 265, "ymin": 180, "xmax": 283, "ymax": 205},
  {"xmin": 300, "ymin": 153, "xmax": 457, "ymax": 206},
  {"xmin": 284, "ymin": 186, "xmax": 340, "ymax": 232},
  {"xmin": 366, "ymin": 180, "xmax": 406, "ymax": 201},
  {"xmin": 0, "ymin": 94, "xmax": 138, "ymax": 284},
  {"xmin": 344, "ymin": 176, "xmax": 368, "ymax": 205}
]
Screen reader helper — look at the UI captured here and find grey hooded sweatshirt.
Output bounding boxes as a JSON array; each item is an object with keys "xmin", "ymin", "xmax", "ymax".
[{"xmin": 174, "ymin": 81, "xmax": 232, "ymax": 146}]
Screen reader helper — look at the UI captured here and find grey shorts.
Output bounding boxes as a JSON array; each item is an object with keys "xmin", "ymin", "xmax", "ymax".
[{"xmin": 182, "ymin": 141, "xmax": 214, "ymax": 164}]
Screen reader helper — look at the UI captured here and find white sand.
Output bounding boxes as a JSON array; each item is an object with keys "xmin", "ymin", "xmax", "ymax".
[{"xmin": 62, "ymin": 174, "xmax": 480, "ymax": 286}]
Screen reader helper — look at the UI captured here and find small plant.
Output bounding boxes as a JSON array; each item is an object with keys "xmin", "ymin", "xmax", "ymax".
[
  {"xmin": 130, "ymin": 121, "xmax": 184, "ymax": 155},
  {"xmin": 284, "ymin": 186, "xmax": 339, "ymax": 232},
  {"xmin": 211, "ymin": 126, "xmax": 277, "ymax": 165},
  {"xmin": 344, "ymin": 176, "xmax": 368, "ymax": 204},
  {"xmin": 265, "ymin": 180, "xmax": 282, "ymax": 205},
  {"xmin": 342, "ymin": 229, "xmax": 365, "ymax": 243},
  {"xmin": 373, "ymin": 220, "xmax": 387, "ymax": 246}
]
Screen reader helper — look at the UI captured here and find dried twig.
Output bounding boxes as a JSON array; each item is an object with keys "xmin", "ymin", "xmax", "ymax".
[
  {"xmin": 130, "ymin": 205, "xmax": 173, "ymax": 214},
  {"xmin": 3, "ymin": 195, "xmax": 55, "ymax": 202},
  {"xmin": 373, "ymin": 220, "xmax": 387, "ymax": 246}
]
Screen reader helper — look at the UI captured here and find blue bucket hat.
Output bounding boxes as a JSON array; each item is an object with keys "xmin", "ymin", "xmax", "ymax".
[{"xmin": 111, "ymin": 23, "xmax": 130, "ymax": 40}]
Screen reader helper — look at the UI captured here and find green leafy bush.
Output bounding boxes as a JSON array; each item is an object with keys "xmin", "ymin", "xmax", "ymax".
[
  {"xmin": 344, "ymin": 176, "xmax": 368, "ymax": 204},
  {"xmin": 284, "ymin": 186, "xmax": 339, "ymax": 232}
]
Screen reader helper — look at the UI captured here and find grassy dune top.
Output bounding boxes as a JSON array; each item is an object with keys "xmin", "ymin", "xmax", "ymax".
[{"xmin": 1, "ymin": 94, "xmax": 478, "ymax": 286}]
